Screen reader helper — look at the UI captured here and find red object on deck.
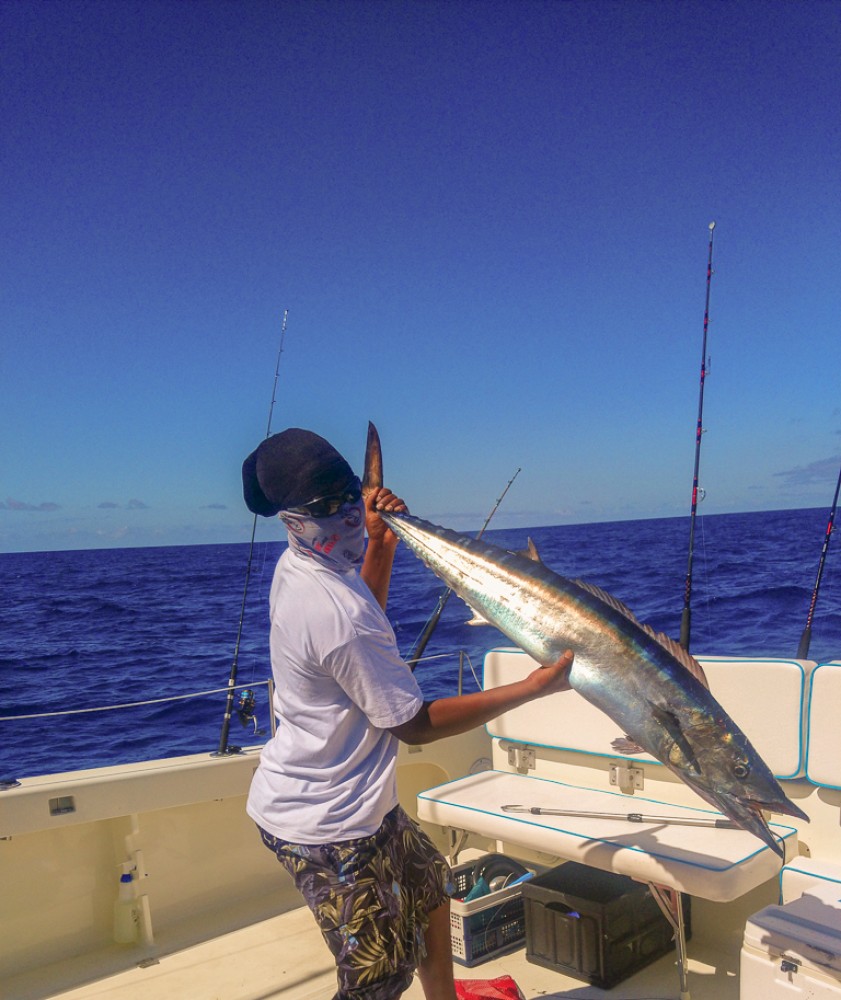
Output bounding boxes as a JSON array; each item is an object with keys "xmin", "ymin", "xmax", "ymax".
[{"xmin": 454, "ymin": 975, "xmax": 525, "ymax": 1000}]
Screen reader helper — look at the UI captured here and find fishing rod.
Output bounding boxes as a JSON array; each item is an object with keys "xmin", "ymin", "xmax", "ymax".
[
  {"xmin": 797, "ymin": 461, "xmax": 841, "ymax": 658},
  {"xmin": 215, "ymin": 310, "xmax": 289, "ymax": 757},
  {"xmin": 405, "ymin": 467, "xmax": 521, "ymax": 672},
  {"xmin": 679, "ymin": 222, "xmax": 716, "ymax": 651}
]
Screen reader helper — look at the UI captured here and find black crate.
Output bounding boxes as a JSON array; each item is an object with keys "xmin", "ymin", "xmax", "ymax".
[
  {"xmin": 522, "ymin": 862, "xmax": 690, "ymax": 989},
  {"xmin": 449, "ymin": 857, "xmax": 531, "ymax": 967}
]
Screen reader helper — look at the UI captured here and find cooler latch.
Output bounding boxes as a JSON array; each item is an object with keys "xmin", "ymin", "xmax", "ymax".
[{"xmin": 780, "ymin": 957, "xmax": 800, "ymax": 975}]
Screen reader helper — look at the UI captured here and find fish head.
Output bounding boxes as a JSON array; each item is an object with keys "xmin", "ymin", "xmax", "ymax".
[{"xmin": 670, "ymin": 720, "xmax": 809, "ymax": 859}]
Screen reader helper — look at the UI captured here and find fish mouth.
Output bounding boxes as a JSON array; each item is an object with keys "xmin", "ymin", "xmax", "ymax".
[
  {"xmin": 708, "ymin": 793, "xmax": 808, "ymax": 860},
  {"xmin": 748, "ymin": 796, "xmax": 810, "ymax": 824},
  {"xmin": 680, "ymin": 774, "xmax": 809, "ymax": 860}
]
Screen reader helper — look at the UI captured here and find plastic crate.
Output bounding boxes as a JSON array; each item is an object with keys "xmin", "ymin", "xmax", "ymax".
[
  {"xmin": 522, "ymin": 862, "xmax": 691, "ymax": 989},
  {"xmin": 449, "ymin": 856, "xmax": 532, "ymax": 967}
]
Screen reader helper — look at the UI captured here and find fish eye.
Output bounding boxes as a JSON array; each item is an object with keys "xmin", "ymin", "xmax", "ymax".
[{"xmin": 733, "ymin": 762, "xmax": 750, "ymax": 779}]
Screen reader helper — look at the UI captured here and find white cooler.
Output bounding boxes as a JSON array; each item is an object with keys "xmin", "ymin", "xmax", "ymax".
[{"xmin": 740, "ymin": 884, "xmax": 841, "ymax": 999}]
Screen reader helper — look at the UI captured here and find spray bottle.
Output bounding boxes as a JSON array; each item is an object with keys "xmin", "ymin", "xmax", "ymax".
[{"xmin": 113, "ymin": 869, "xmax": 138, "ymax": 944}]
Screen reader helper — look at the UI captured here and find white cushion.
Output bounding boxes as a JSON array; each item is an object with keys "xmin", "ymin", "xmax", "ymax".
[
  {"xmin": 482, "ymin": 649, "xmax": 809, "ymax": 778},
  {"xmin": 418, "ymin": 769, "xmax": 796, "ymax": 902},
  {"xmin": 806, "ymin": 662, "xmax": 841, "ymax": 788},
  {"xmin": 781, "ymin": 857, "xmax": 841, "ymax": 904},
  {"xmin": 699, "ymin": 657, "xmax": 810, "ymax": 779},
  {"xmin": 483, "ymin": 647, "xmax": 657, "ymax": 764}
]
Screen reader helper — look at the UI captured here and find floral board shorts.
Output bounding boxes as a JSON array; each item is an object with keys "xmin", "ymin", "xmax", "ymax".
[{"xmin": 258, "ymin": 805, "xmax": 454, "ymax": 1000}]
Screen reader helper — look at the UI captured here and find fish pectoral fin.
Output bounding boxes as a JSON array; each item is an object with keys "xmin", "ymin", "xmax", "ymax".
[
  {"xmin": 650, "ymin": 705, "xmax": 702, "ymax": 775},
  {"xmin": 611, "ymin": 736, "xmax": 646, "ymax": 756}
]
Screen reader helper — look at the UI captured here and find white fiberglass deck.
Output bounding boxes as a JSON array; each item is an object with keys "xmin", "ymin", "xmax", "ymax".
[{"xmin": 5, "ymin": 898, "xmax": 743, "ymax": 1000}]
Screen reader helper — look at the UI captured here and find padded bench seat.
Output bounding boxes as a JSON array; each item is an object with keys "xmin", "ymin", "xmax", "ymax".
[{"xmin": 418, "ymin": 767, "xmax": 798, "ymax": 903}]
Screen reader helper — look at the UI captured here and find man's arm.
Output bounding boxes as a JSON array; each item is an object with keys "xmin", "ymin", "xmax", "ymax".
[
  {"xmin": 388, "ymin": 651, "xmax": 574, "ymax": 745},
  {"xmin": 361, "ymin": 486, "xmax": 406, "ymax": 610}
]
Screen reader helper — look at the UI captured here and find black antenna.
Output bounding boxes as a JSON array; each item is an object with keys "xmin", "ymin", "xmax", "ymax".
[
  {"xmin": 679, "ymin": 223, "xmax": 715, "ymax": 651},
  {"xmin": 215, "ymin": 311, "xmax": 288, "ymax": 756},
  {"xmin": 406, "ymin": 467, "xmax": 521, "ymax": 672}
]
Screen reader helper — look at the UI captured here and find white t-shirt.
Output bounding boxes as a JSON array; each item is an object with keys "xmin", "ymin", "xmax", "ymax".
[{"xmin": 246, "ymin": 547, "xmax": 424, "ymax": 843}]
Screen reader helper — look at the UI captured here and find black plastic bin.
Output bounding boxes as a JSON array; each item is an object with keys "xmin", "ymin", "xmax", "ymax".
[{"xmin": 522, "ymin": 862, "xmax": 690, "ymax": 989}]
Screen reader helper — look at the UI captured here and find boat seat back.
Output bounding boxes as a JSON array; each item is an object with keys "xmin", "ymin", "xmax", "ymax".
[
  {"xmin": 805, "ymin": 661, "xmax": 841, "ymax": 789},
  {"xmin": 483, "ymin": 649, "xmax": 812, "ymax": 779},
  {"xmin": 697, "ymin": 656, "xmax": 811, "ymax": 779},
  {"xmin": 484, "ymin": 647, "xmax": 658, "ymax": 763}
]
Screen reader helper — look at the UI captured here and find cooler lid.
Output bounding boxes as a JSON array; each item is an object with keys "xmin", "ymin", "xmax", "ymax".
[{"xmin": 744, "ymin": 889, "xmax": 841, "ymax": 975}]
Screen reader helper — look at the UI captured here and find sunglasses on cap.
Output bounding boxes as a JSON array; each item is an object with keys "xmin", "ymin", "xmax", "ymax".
[{"xmin": 286, "ymin": 477, "xmax": 363, "ymax": 518}]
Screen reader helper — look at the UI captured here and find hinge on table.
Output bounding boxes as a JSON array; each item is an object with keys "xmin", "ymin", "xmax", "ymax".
[
  {"xmin": 609, "ymin": 763, "xmax": 644, "ymax": 794},
  {"xmin": 507, "ymin": 744, "xmax": 536, "ymax": 773}
]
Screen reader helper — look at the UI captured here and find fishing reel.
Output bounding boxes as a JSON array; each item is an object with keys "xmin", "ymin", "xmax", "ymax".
[
  {"xmin": 471, "ymin": 854, "xmax": 529, "ymax": 893},
  {"xmin": 235, "ymin": 688, "xmax": 265, "ymax": 736}
]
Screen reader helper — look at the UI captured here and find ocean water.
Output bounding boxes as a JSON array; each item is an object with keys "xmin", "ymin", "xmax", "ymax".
[{"xmin": 1, "ymin": 507, "xmax": 838, "ymax": 780}]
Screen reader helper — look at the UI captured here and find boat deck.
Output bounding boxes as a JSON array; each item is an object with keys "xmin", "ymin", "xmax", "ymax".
[{"xmin": 7, "ymin": 897, "xmax": 740, "ymax": 1000}]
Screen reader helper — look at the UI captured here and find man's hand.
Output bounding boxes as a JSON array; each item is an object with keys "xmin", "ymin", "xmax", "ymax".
[
  {"xmin": 365, "ymin": 487, "xmax": 407, "ymax": 548},
  {"xmin": 526, "ymin": 649, "xmax": 574, "ymax": 696}
]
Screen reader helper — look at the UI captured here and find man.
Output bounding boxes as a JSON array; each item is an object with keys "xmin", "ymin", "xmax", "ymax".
[{"xmin": 242, "ymin": 427, "xmax": 573, "ymax": 1000}]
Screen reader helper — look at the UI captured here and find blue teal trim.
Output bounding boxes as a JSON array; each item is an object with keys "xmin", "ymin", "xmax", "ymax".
[{"xmin": 419, "ymin": 770, "xmax": 797, "ymax": 874}]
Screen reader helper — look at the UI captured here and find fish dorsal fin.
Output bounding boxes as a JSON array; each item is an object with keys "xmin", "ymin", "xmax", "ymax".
[
  {"xmin": 640, "ymin": 626, "xmax": 710, "ymax": 689},
  {"xmin": 573, "ymin": 580, "xmax": 639, "ymax": 621},
  {"xmin": 574, "ymin": 579, "xmax": 710, "ymax": 690},
  {"xmin": 511, "ymin": 538, "xmax": 543, "ymax": 563}
]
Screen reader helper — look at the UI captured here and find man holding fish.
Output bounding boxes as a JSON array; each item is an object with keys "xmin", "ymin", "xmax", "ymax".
[{"xmin": 241, "ymin": 427, "xmax": 573, "ymax": 1000}]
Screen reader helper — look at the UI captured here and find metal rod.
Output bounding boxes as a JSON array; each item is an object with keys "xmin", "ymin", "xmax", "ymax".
[
  {"xmin": 679, "ymin": 222, "xmax": 716, "ymax": 651},
  {"xmin": 797, "ymin": 461, "xmax": 841, "ymax": 658},
  {"xmin": 215, "ymin": 311, "xmax": 289, "ymax": 756},
  {"xmin": 649, "ymin": 885, "xmax": 692, "ymax": 1000},
  {"xmin": 405, "ymin": 467, "xmax": 521, "ymax": 672},
  {"xmin": 500, "ymin": 803, "xmax": 737, "ymax": 828}
]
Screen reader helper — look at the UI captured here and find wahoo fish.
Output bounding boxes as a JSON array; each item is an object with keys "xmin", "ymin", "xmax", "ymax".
[{"xmin": 364, "ymin": 424, "xmax": 808, "ymax": 857}]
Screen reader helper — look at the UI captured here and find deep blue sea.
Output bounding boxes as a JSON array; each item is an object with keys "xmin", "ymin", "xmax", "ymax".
[{"xmin": 2, "ymin": 507, "xmax": 839, "ymax": 780}]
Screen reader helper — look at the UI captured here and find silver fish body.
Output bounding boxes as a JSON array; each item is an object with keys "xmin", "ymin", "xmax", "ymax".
[{"xmin": 379, "ymin": 509, "xmax": 808, "ymax": 856}]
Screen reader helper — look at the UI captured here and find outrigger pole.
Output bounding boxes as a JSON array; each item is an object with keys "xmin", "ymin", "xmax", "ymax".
[
  {"xmin": 679, "ymin": 222, "xmax": 716, "ymax": 651},
  {"xmin": 215, "ymin": 310, "xmax": 288, "ymax": 757},
  {"xmin": 405, "ymin": 467, "xmax": 521, "ymax": 672},
  {"xmin": 796, "ymin": 461, "xmax": 841, "ymax": 658}
]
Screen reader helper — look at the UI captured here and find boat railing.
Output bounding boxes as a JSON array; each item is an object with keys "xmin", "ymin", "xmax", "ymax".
[
  {"xmin": 0, "ymin": 678, "xmax": 276, "ymax": 733},
  {"xmin": 0, "ymin": 649, "xmax": 483, "ymax": 780}
]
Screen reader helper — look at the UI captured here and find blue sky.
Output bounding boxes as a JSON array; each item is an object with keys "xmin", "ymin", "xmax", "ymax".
[{"xmin": 2, "ymin": 0, "xmax": 840, "ymax": 553}]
